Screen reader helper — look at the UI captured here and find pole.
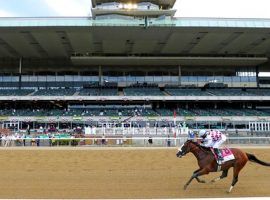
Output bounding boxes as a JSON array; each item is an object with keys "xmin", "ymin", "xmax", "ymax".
[{"xmin": 19, "ymin": 57, "xmax": 22, "ymax": 89}]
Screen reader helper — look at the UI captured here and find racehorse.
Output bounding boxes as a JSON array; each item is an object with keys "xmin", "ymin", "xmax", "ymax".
[{"xmin": 176, "ymin": 140, "xmax": 270, "ymax": 193}]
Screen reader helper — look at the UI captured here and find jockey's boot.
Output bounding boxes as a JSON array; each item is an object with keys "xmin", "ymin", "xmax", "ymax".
[{"xmin": 214, "ymin": 148, "xmax": 223, "ymax": 164}]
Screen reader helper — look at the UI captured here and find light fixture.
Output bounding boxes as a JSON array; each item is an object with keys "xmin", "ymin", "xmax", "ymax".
[{"xmin": 119, "ymin": 3, "xmax": 123, "ymax": 9}]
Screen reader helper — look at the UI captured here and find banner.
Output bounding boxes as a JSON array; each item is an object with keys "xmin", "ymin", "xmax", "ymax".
[
  {"xmin": 185, "ymin": 116, "xmax": 195, "ymax": 121},
  {"xmin": 36, "ymin": 117, "xmax": 46, "ymax": 121},
  {"xmin": 147, "ymin": 116, "xmax": 158, "ymax": 121},
  {"xmin": 0, "ymin": 116, "xmax": 8, "ymax": 121},
  {"xmin": 110, "ymin": 116, "xmax": 121, "ymax": 120},
  {"xmin": 72, "ymin": 116, "xmax": 82, "ymax": 121}
]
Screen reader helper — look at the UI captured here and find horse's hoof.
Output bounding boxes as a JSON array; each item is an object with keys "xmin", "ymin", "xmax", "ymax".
[
  {"xmin": 183, "ymin": 185, "xmax": 188, "ymax": 190},
  {"xmin": 226, "ymin": 190, "xmax": 231, "ymax": 194},
  {"xmin": 199, "ymin": 180, "xmax": 206, "ymax": 183}
]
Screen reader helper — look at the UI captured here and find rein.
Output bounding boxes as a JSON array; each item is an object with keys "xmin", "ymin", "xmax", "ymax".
[{"xmin": 190, "ymin": 141, "xmax": 209, "ymax": 153}]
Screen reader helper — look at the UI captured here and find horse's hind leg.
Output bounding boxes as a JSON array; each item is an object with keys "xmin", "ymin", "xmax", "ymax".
[
  {"xmin": 227, "ymin": 166, "xmax": 242, "ymax": 193},
  {"xmin": 211, "ymin": 169, "xmax": 228, "ymax": 183}
]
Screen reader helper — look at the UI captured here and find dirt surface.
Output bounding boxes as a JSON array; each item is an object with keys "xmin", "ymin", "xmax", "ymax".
[{"xmin": 0, "ymin": 147, "xmax": 269, "ymax": 199}]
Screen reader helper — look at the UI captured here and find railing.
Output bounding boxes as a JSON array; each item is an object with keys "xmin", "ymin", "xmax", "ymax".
[{"xmin": 1, "ymin": 136, "xmax": 270, "ymax": 147}]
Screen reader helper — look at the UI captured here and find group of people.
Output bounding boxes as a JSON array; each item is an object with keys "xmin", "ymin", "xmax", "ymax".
[{"xmin": 188, "ymin": 129, "xmax": 227, "ymax": 163}]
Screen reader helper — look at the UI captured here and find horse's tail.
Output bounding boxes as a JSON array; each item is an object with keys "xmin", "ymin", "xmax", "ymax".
[{"xmin": 246, "ymin": 153, "xmax": 270, "ymax": 166}]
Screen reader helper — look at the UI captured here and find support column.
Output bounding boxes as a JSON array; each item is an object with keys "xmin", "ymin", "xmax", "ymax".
[
  {"xmin": 99, "ymin": 66, "xmax": 102, "ymax": 86},
  {"xmin": 19, "ymin": 57, "xmax": 22, "ymax": 89},
  {"xmin": 256, "ymin": 66, "xmax": 259, "ymax": 88},
  {"xmin": 178, "ymin": 65, "xmax": 181, "ymax": 86}
]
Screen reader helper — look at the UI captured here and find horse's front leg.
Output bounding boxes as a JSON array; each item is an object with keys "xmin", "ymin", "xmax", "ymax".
[
  {"xmin": 193, "ymin": 169, "xmax": 206, "ymax": 183},
  {"xmin": 184, "ymin": 168, "xmax": 209, "ymax": 190}
]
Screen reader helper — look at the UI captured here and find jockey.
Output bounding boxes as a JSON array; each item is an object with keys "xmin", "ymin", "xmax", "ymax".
[{"xmin": 198, "ymin": 129, "xmax": 227, "ymax": 164}]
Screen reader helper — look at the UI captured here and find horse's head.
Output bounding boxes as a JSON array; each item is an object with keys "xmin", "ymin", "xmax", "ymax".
[{"xmin": 176, "ymin": 140, "xmax": 195, "ymax": 158}]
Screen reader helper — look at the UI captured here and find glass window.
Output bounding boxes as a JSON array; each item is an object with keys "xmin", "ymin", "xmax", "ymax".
[
  {"xmin": 21, "ymin": 75, "xmax": 29, "ymax": 82},
  {"xmin": 188, "ymin": 76, "xmax": 197, "ymax": 82},
  {"xmin": 154, "ymin": 76, "xmax": 162, "ymax": 82},
  {"xmin": 218, "ymin": 20, "xmax": 227, "ymax": 27},
  {"xmin": 209, "ymin": 20, "xmax": 218, "ymax": 26},
  {"xmin": 82, "ymin": 76, "xmax": 91, "ymax": 81},
  {"xmin": 145, "ymin": 76, "xmax": 154, "ymax": 82},
  {"xmin": 126, "ymin": 76, "xmax": 136, "ymax": 82},
  {"xmin": 118, "ymin": 76, "xmax": 126, "ymax": 82},
  {"xmin": 232, "ymin": 76, "xmax": 240, "ymax": 82},
  {"xmin": 2, "ymin": 76, "xmax": 11, "ymax": 82},
  {"xmin": 73, "ymin": 76, "xmax": 82, "ymax": 81},
  {"xmin": 56, "ymin": 76, "xmax": 64, "ymax": 81},
  {"xmin": 198, "ymin": 76, "xmax": 207, "ymax": 81},
  {"xmin": 29, "ymin": 76, "xmax": 38, "ymax": 82},
  {"xmin": 64, "ymin": 75, "xmax": 73, "ymax": 81},
  {"xmin": 214, "ymin": 76, "xmax": 224, "ymax": 82},
  {"xmin": 136, "ymin": 76, "xmax": 145, "ymax": 82},
  {"xmin": 171, "ymin": 76, "xmax": 178, "ymax": 82},
  {"xmin": 163, "ymin": 76, "xmax": 171, "ymax": 82},
  {"xmin": 37, "ymin": 76, "xmax": 46, "ymax": 82},
  {"xmin": 181, "ymin": 76, "xmax": 188, "ymax": 82},
  {"xmin": 47, "ymin": 76, "xmax": 56, "ymax": 82},
  {"xmin": 249, "ymin": 77, "xmax": 256, "ymax": 82},
  {"xmin": 11, "ymin": 76, "xmax": 19, "ymax": 82},
  {"xmin": 108, "ymin": 77, "xmax": 117, "ymax": 82},
  {"xmin": 92, "ymin": 76, "xmax": 99, "ymax": 81},
  {"xmin": 240, "ymin": 76, "xmax": 249, "ymax": 82}
]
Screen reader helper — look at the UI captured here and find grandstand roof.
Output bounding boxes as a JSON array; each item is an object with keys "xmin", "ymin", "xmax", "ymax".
[
  {"xmin": 0, "ymin": 17, "xmax": 269, "ymax": 66},
  {"xmin": 91, "ymin": 8, "xmax": 176, "ymax": 17},
  {"xmin": 91, "ymin": 0, "xmax": 176, "ymax": 9}
]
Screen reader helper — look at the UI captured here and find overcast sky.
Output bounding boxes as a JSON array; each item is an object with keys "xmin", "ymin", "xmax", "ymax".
[{"xmin": 0, "ymin": 0, "xmax": 270, "ymax": 18}]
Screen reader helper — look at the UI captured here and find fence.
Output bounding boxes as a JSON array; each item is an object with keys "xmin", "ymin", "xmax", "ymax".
[{"xmin": 1, "ymin": 136, "xmax": 270, "ymax": 147}]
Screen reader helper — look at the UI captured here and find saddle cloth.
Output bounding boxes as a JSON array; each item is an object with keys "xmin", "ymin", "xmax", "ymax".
[{"xmin": 211, "ymin": 147, "xmax": 235, "ymax": 164}]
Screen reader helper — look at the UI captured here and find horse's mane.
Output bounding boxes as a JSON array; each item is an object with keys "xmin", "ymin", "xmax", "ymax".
[{"xmin": 189, "ymin": 140, "xmax": 211, "ymax": 152}]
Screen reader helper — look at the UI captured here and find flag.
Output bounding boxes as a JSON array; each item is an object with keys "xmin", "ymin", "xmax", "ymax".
[{"xmin": 173, "ymin": 110, "xmax": 176, "ymax": 126}]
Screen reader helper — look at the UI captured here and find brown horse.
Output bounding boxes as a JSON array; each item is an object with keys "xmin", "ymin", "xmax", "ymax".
[{"xmin": 176, "ymin": 140, "xmax": 270, "ymax": 193}]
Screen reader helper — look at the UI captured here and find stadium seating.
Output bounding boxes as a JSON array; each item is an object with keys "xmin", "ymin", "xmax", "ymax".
[
  {"xmin": 78, "ymin": 88, "xmax": 118, "ymax": 96},
  {"xmin": 123, "ymin": 87, "xmax": 163, "ymax": 96},
  {"xmin": 0, "ymin": 89, "xmax": 34, "ymax": 96},
  {"xmin": 246, "ymin": 89, "xmax": 270, "ymax": 96},
  {"xmin": 207, "ymin": 89, "xmax": 256, "ymax": 96},
  {"xmin": 78, "ymin": 89, "xmax": 99, "ymax": 96},
  {"xmin": 0, "ymin": 107, "xmax": 269, "ymax": 117},
  {"xmin": 165, "ymin": 88, "xmax": 209, "ymax": 96},
  {"xmin": 32, "ymin": 89, "xmax": 76, "ymax": 96}
]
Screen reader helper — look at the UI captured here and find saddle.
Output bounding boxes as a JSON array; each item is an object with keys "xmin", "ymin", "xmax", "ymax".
[{"xmin": 210, "ymin": 147, "xmax": 235, "ymax": 164}]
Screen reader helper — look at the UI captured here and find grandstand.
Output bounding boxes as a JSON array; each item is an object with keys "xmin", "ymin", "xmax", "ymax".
[{"xmin": 0, "ymin": 0, "xmax": 270, "ymax": 135}]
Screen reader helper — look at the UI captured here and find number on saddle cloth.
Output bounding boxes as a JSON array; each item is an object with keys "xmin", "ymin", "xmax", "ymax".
[
  {"xmin": 221, "ymin": 148, "xmax": 233, "ymax": 157},
  {"xmin": 219, "ymin": 148, "xmax": 235, "ymax": 163}
]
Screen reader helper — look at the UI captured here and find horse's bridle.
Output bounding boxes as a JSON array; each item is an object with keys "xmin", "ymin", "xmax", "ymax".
[{"xmin": 176, "ymin": 141, "xmax": 192, "ymax": 157}]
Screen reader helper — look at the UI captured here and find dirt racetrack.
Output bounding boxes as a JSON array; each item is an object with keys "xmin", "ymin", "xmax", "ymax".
[{"xmin": 0, "ymin": 147, "xmax": 269, "ymax": 199}]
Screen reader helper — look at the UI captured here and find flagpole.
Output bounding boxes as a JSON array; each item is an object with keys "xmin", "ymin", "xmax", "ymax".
[{"xmin": 173, "ymin": 110, "xmax": 176, "ymax": 146}]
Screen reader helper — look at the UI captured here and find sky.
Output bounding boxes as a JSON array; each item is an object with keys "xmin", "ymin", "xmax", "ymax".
[{"xmin": 0, "ymin": 0, "xmax": 270, "ymax": 18}]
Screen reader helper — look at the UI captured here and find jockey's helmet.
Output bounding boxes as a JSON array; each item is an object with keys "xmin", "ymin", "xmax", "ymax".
[{"xmin": 198, "ymin": 129, "xmax": 207, "ymax": 138}]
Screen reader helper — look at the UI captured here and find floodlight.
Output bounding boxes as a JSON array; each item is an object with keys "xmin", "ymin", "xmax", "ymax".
[
  {"xmin": 132, "ymin": 4, "xmax": 138, "ymax": 9},
  {"xmin": 125, "ymin": 3, "xmax": 133, "ymax": 9}
]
